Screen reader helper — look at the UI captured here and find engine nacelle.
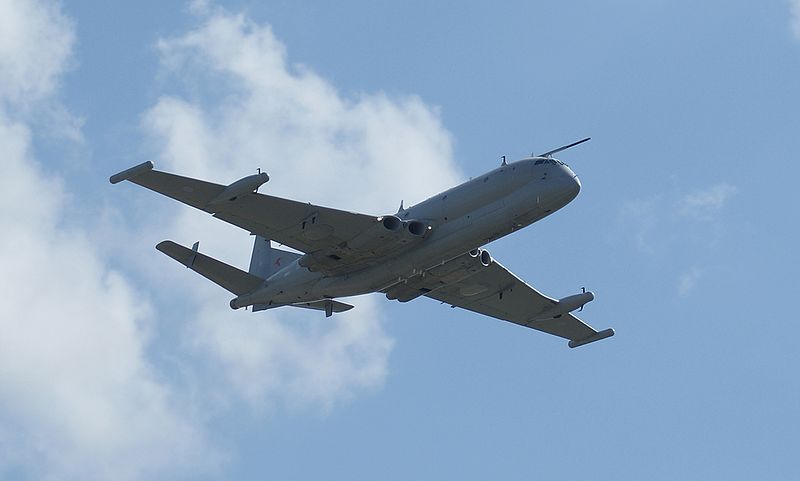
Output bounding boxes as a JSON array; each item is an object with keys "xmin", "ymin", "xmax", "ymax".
[
  {"xmin": 345, "ymin": 215, "xmax": 433, "ymax": 254},
  {"xmin": 207, "ymin": 172, "xmax": 270, "ymax": 209}
]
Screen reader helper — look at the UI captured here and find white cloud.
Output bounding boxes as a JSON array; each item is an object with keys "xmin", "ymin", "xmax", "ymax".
[
  {"xmin": 191, "ymin": 299, "xmax": 392, "ymax": 411},
  {"xmin": 137, "ymin": 4, "xmax": 463, "ymax": 412},
  {"xmin": 0, "ymin": 1, "xmax": 218, "ymax": 480},
  {"xmin": 0, "ymin": 117, "xmax": 219, "ymax": 481},
  {"xmin": 791, "ymin": 0, "xmax": 800, "ymax": 38},
  {"xmin": 618, "ymin": 197, "xmax": 660, "ymax": 254},
  {"xmin": 0, "ymin": 0, "xmax": 73, "ymax": 105},
  {"xmin": 147, "ymin": 13, "xmax": 460, "ymax": 213},
  {"xmin": 0, "ymin": 1, "xmax": 461, "ymax": 477},
  {"xmin": 678, "ymin": 183, "xmax": 737, "ymax": 221},
  {"xmin": 0, "ymin": 0, "xmax": 83, "ymax": 143},
  {"xmin": 619, "ymin": 182, "xmax": 737, "ymax": 254},
  {"xmin": 677, "ymin": 267, "xmax": 703, "ymax": 297}
]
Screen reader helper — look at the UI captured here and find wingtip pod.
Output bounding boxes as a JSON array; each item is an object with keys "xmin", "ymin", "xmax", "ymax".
[
  {"xmin": 109, "ymin": 161, "xmax": 154, "ymax": 184},
  {"xmin": 568, "ymin": 328, "xmax": 614, "ymax": 348}
]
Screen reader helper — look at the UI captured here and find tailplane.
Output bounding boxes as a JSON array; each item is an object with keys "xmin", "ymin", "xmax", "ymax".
[
  {"xmin": 157, "ymin": 237, "xmax": 355, "ymax": 317},
  {"xmin": 156, "ymin": 240, "xmax": 263, "ymax": 295}
]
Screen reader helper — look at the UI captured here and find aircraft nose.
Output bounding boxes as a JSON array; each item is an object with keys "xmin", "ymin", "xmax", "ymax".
[{"xmin": 563, "ymin": 170, "xmax": 581, "ymax": 201}]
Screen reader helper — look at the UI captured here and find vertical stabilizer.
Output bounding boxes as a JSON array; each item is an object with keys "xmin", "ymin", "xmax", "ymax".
[
  {"xmin": 248, "ymin": 236, "xmax": 303, "ymax": 279},
  {"xmin": 248, "ymin": 236, "xmax": 303, "ymax": 313},
  {"xmin": 248, "ymin": 236, "xmax": 274, "ymax": 278}
]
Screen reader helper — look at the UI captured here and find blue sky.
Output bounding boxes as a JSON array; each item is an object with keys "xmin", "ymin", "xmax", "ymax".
[{"xmin": 1, "ymin": 0, "xmax": 799, "ymax": 479}]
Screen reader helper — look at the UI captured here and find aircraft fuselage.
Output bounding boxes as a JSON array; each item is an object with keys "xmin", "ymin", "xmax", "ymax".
[{"xmin": 231, "ymin": 157, "xmax": 581, "ymax": 309}]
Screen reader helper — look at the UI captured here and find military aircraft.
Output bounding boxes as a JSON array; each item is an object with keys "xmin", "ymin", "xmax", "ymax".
[{"xmin": 111, "ymin": 137, "xmax": 614, "ymax": 348}]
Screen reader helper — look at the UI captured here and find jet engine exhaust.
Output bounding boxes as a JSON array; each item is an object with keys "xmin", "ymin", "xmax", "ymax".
[
  {"xmin": 468, "ymin": 248, "xmax": 492, "ymax": 266},
  {"xmin": 406, "ymin": 220, "xmax": 428, "ymax": 236},
  {"xmin": 381, "ymin": 215, "xmax": 402, "ymax": 231}
]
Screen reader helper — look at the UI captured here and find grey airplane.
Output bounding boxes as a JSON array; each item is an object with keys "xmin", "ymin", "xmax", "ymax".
[{"xmin": 111, "ymin": 137, "xmax": 614, "ymax": 348}]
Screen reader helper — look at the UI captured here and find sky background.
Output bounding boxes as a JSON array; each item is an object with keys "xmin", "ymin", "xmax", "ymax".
[{"xmin": 1, "ymin": 0, "xmax": 799, "ymax": 479}]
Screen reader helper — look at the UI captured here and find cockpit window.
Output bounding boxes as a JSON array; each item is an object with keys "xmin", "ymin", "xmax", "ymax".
[{"xmin": 535, "ymin": 158, "xmax": 569, "ymax": 166}]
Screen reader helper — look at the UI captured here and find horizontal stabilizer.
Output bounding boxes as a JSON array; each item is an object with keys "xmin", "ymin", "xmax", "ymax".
[{"xmin": 156, "ymin": 240, "xmax": 264, "ymax": 296}]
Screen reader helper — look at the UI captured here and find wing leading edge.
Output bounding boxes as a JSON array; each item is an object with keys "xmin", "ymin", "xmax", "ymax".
[{"xmin": 422, "ymin": 259, "xmax": 614, "ymax": 348}]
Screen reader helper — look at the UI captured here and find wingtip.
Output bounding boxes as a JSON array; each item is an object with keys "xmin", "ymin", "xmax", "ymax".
[
  {"xmin": 155, "ymin": 240, "xmax": 177, "ymax": 252},
  {"xmin": 568, "ymin": 328, "xmax": 615, "ymax": 348},
  {"xmin": 109, "ymin": 161, "xmax": 154, "ymax": 184}
]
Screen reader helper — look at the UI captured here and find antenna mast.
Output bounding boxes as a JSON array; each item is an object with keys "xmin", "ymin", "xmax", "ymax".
[{"xmin": 536, "ymin": 137, "xmax": 591, "ymax": 158}]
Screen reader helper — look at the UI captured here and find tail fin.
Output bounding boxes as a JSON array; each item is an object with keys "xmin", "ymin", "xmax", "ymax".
[
  {"xmin": 249, "ymin": 236, "xmax": 303, "ymax": 313},
  {"xmin": 248, "ymin": 236, "xmax": 302, "ymax": 279}
]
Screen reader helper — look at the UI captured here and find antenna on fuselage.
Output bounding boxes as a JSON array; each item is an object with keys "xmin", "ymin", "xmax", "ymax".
[
  {"xmin": 501, "ymin": 155, "xmax": 507, "ymax": 166},
  {"xmin": 536, "ymin": 137, "xmax": 591, "ymax": 158}
]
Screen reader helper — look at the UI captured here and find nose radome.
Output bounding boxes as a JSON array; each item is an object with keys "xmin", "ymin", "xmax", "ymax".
[{"xmin": 564, "ymin": 170, "xmax": 581, "ymax": 201}]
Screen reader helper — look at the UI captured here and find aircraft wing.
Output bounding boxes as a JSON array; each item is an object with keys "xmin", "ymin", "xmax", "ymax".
[
  {"xmin": 423, "ymin": 259, "xmax": 614, "ymax": 348},
  {"xmin": 111, "ymin": 162, "xmax": 384, "ymax": 274}
]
